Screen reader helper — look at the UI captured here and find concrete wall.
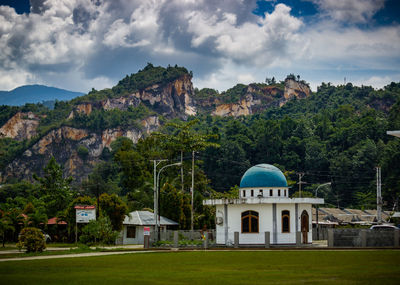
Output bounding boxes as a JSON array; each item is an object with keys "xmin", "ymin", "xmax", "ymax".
[{"xmin": 328, "ymin": 228, "xmax": 400, "ymax": 247}]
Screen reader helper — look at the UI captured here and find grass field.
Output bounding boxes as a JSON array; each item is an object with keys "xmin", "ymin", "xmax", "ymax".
[{"xmin": 0, "ymin": 250, "xmax": 399, "ymax": 284}]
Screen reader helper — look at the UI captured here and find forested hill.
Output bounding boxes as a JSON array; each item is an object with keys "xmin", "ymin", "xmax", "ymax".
[
  {"xmin": 0, "ymin": 85, "xmax": 84, "ymax": 106},
  {"xmin": 0, "ymin": 64, "xmax": 400, "ymax": 215}
]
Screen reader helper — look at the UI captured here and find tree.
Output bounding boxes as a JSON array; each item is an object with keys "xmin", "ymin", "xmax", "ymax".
[
  {"xmin": 155, "ymin": 119, "xmax": 219, "ymax": 192},
  {"xmin": 0, "ymin": 216, "xmax": 14, "ymax": 247},
  {"xmin": 113, "ymin": 138, "xmax": 151, "ymax": 196},
  {"xmin": 82, "ymin": 161, "xmax": 120, "ymax": 216},
  {"xmin": 98, "ymin": 193, "xmax": 128, "ymax": 231},
  {"xmin": 34, "ymin": 157, "xmax": 73, "ymax": 218},
  {"xmin": 160, "ymin": 183, "xmax": 189, "ymax": 228},
  {"xmin": 79, "ymin": 216, "xmax": 118, "ymax": 245},
  {"xmin": 26, "ymin": 206, "xmax": 48, "ymax": 228}
]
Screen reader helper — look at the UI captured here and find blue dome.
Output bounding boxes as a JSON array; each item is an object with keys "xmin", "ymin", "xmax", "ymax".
[{"xmin": 240, "ymin": 164, "xmax": 288, "ymax": 188}]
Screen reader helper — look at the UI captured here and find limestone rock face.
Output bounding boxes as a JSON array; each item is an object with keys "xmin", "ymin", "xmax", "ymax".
[
  {"xmin": 141, "ymin": 115, "xmax": 160, "ymax": 134},
  {"xmin": 1, "ymin": 125, "xmax": 143, "ymax": 183},
  {"xmin": 101, "ymin": 128, "xmax": 142, "ymax": 149},
  {"xmin": 33, "ymin": 127, "xmax": 89, "ymax": 155},
  {"xmin": 133, "ymin": 74, "xmax": 197, "ymax": 118},
  {"xmin": 282, "ymin": 79, "xmax": 311, "ymax": 106},
  {"xmin": 67, "ymin": 103, "xmax": 93, "ymax": 119},
  {"xmin": 206, "ymin": 81, "xmax": 311, "ymax": 116},
  {"xmin": 212, "ymin": 96, "xmax": 253, "ymax": 117},
  {"xmin": 0, "ymin": 112, "xmax": 41, "ymax": 141},
  {"xmin": 102, "ymin": 97, "xmax": 140, "ymax": 111},
  {"xmin": 208, "ymin": 84, "xmax": 283, "ymax": 117}
]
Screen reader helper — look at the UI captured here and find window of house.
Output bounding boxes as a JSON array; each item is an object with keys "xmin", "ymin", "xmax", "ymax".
[
  {"xmin": 259, "ymin": 189, "xmax": 263, "ymax": 197},
  {"xmin": 282, "ymin": 210, "xmax": 290, "ymax": 233},
  {"xmin": 251, "ymin": 190, "xmax": 254, "ymax": 197},
  {"xmin": 243, "ymin": 190, "xmax": 246, "ymax": 197},
  {"xmin": 284, "ymin": 189, "xmax": 287, "ymax": 197},
  {"xmin": 270, "ymin": 189, "xmax": 273, "ymax": 196},
  {"xmin": 241, "ymin": 211, "xmax": 259, "ymax": 233},
  {"xmin": 127, "ymin": 226, "xmax": 136, "ymax": 238},
  {"xmin": 278, "ymin": 189, "xmax": 281, "ymax": 196}
]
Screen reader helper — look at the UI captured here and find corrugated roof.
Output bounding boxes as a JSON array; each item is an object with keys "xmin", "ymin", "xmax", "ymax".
[
  {"xmin": 123, "ymin": 211, "xmax": 178, "ymax": 226},
  {"xmin": 312, "ymin": 207, "xmax": 392, "ymax": 224}
]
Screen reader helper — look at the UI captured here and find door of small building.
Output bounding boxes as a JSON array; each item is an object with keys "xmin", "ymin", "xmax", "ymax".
[{"xmin": 301, "ymin": 210, "xmax": 309, "ymax": 244}]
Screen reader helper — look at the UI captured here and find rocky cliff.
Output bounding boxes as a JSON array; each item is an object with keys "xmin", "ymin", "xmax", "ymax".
[
  {"xmin": 132, "ymin": 74, "xmax": 196, "ymax": 118},
  {"xmin": 0, "ymin": 71, "xmax": 312, "ymax": 183},
  {"xmin": 0, "ymin": 115, "xmax": 160, "ymax": 183},
  {"xmin": 281, "ymin": 79, "xmax": 311, "ymax": 107},
  {"xmin": 0, "ymin": 112, "xmax": 41, "ymax": 141},
  {"xmin": 205, "ymin": 79, "xmax": 310, "ymax": 117}
]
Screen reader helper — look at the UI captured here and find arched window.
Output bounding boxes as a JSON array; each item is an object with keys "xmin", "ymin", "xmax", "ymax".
[
  {"xmin": 282, "ymin": 210, "xmax": 290, "ymax": 233},
  {"xmin": 241, "ymin": 211, "xmax": 259, "ymax": 233}
]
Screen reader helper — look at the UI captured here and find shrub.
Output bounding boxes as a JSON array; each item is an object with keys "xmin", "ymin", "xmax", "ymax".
[
  {"xmin": 17, "ymin": 227, "xmax": 46, "ymax": 253},
  {"xmin": 79, "ymin": 216, "xmax": 119, "ymax": 245},
  {"xmin": 77, "ymin": 145, "xmax": 89, "ymax": 160}
]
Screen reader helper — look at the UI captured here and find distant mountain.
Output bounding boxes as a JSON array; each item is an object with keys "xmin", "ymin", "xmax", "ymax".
[{"xmin": 0, "ymin": 85, "xmax": 85, "ymax": 106}]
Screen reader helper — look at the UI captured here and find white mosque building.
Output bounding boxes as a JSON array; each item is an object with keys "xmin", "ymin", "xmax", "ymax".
[{"xmin": 204, "ymin": 164, "xmax": 324, "ymax": 246}]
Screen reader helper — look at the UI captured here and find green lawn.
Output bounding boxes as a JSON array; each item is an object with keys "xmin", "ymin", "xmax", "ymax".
[{"xmin": 0, "ymin": 250, "xmax": 399, "ymax": 284}]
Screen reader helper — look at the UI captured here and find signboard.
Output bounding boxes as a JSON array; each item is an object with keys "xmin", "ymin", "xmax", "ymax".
[
  {"xmin": 75, "ymin": 205, "xmax": 96, "ymax": 223},
  {"xmin": 143, "ymin": 226, "xmax": 150, "ymax": 236}
]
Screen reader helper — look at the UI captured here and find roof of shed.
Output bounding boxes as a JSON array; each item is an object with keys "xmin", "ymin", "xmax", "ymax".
[{"xmin": 123, "ymin": 211, "xmax": 178, "ymax": 226}]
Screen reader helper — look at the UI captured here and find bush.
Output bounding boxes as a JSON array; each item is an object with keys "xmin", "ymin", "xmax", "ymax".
[
  {"xmin": 77, "ymin": 145, "xmax": 89, "ymax": 160},
  {"xmin": 17, "ymin": 227, "xmax": 46, "ymax": 253},
  {"xmin": 79, "ymin": 216, "xmax": 119, "ymax": 245}
]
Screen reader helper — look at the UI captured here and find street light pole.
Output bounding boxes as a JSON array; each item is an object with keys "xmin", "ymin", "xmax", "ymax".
[
  {"xmin": 156, "ymin": 162, "xmax": 181, "ymax": 242},
  {"xmin": 315, "ymin": 182, "xmax": 331, "ymax": 240},
  {"xmin": 191, "ymin": 151, "xmax": 194, "ymax": 232},
  {"xmin": 152, "ymin": 159, "xmax": 167, "ymax": 243}
]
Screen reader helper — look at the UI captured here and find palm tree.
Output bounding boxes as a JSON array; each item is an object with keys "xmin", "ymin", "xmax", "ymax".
[{"xmin": 27, "ymin": 208, "xmax": 48, "ymax": 228}]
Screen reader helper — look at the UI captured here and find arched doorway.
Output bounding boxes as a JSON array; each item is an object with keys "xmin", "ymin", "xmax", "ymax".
[{"xmin": 301, "ymin": 210, "xmax": 309, "ymax": 244}]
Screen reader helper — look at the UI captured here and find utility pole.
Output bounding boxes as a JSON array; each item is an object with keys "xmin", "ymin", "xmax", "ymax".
[
  {"xmin": 191, "ymin": 151, "xmax": 195, "ymax": 232},
  {"xmin": 376, "ymin": 166, "xmax": 382, "ymax": 224},
  {"xmin": 152, "ymin": 159, "xmax": 167, "ymax": 242},
  {"xmin": 297, "ymin": 173, "xmax": 306, "ymax": 198}
]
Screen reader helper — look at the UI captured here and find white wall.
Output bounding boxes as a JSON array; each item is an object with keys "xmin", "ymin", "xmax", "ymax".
[
  {"xmin": 216, "ymin": 203, "xmax": 313, "ymax": 245},
  {"xmin": 122, "ymin": 225, "xmax": 145, "ymax": 245}
]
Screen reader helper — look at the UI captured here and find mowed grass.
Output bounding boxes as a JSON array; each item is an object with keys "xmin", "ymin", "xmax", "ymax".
[{"xmin": 0, "ymin": 250, "xmax": 399, "ymax": 284}]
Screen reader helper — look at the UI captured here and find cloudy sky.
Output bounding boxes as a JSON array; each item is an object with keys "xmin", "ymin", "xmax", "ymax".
[{"xmin": 0, "ymin": 0, "xmax": 399, "ymax": 93}]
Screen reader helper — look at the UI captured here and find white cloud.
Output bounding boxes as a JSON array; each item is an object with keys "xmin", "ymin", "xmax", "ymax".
[
  {"xmin": 186, "ymin": 4, "xmax": 304, "ymax": 65},
  {"xmin": 355, "ymin": 75, "xmax": 400, "ymax": 89},
  {"xmin": 237, "ymin": 74, "xmax": 256, "ymax": 85},
  {"xmin": 311, "ymin": 0, "xmax": 385, "ymax": 24},
  {"xmin": 0, "ymin": 0, "xmax": 398, "ymax": 94}
]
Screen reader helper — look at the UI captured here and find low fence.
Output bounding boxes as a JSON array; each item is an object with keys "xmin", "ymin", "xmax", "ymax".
[
  {"xmin": 155, "ymin": 230, "xmax": 216, "ymax": 248},
  {"xmin": 328, "ymin": 228, "xmax": 400, "ymax": 247},
  {"xmin": 312, "ymin": 227, "xmax": 329, "ymax": 240}
]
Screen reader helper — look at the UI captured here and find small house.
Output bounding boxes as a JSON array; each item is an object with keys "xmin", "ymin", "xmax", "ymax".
[{"xmin": 118, "ymin": 210, "xmax": 178, "ymax": 245}]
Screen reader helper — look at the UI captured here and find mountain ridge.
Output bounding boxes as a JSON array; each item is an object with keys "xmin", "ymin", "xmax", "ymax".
[{"xmin": 0, "ymin": 84, "xmax": 85, "ymax": 106}]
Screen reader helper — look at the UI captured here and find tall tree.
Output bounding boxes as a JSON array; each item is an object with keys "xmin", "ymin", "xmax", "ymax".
[
  {"xmin": 34, "ymin": 157, "xmax": 73, "ymax": 218},
  {"xmin": 98, "ymin": 193, "xmax": 128, "ymax": 231}
]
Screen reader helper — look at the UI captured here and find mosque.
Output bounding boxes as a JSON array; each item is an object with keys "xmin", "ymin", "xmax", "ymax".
[{"xmin": 204, "ymin": 164, "xmax": 324, "ymax": 245}]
